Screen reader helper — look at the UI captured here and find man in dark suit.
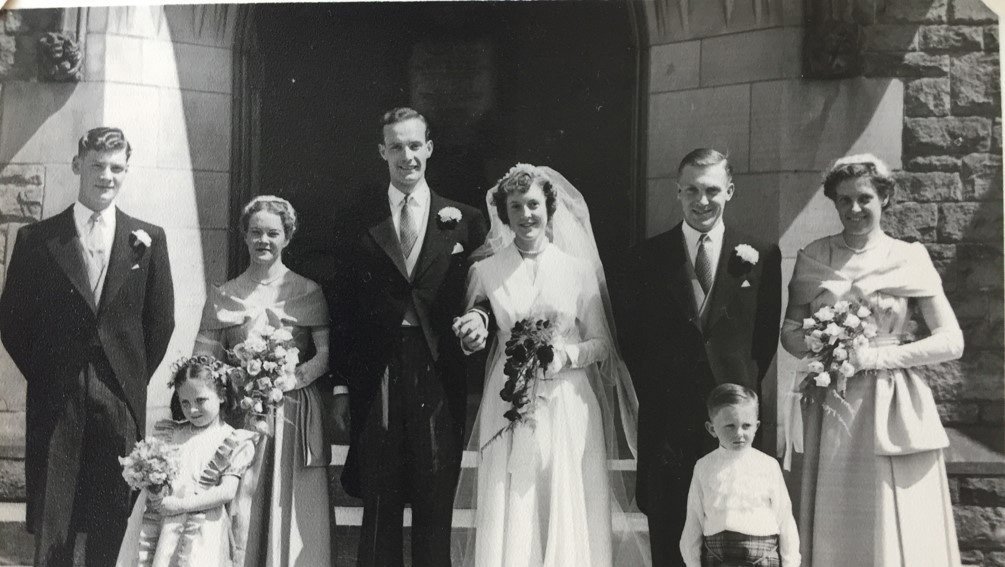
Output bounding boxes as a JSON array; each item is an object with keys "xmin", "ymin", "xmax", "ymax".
[
  {"xmin": 338, "ymin": 107, "xmax": 487, "ymax": 567},
  {"xmin": 616, "ymin": 148, "xmax": 781, "ymax": 567},
  {"xmin": 0, "ymin": 127, "xmax": 175, "ymax": 567}
]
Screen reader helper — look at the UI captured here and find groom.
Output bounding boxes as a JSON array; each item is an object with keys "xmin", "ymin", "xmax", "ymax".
[
  {"xmin": 617, "ymin": 149, "xmax": 781, "ymax": 566},
  {"xmin": 339, "ymin": 107, "xmax": 487, "ymax": 566},
  {"xmin": 0, "ymin": 127, "xmax": 175, "ymax": 566}
]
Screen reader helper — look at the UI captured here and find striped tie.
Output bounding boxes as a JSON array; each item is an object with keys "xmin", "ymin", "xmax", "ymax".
[
  {"xmin": 399, "ymin": 195, "xmax": 418, "ymax": 258},
  {"xmin": 695, "ymin": 233, "xmax": 713, "ymax": 294},
  {"xmin": 86, "ymin": 212, "xmax": 108, "ymax": 299}
]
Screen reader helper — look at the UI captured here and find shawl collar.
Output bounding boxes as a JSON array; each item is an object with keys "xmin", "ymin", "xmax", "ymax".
[
  {"xmin": 44, "ymin": 207, "xmax": 96, "ymax": 313},
  {"xmin": 367, "ymin": 204, "xmax": 408, "ymax": 280}
]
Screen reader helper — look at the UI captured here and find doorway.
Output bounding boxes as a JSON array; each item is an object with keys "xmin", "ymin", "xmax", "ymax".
[{"xmin": 235, "ymin": 2, "xmax": 643, "ymax": 281}]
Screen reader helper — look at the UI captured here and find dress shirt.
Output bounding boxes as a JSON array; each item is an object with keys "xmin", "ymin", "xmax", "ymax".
[
  {"xmin": 73, "ymin": 201, "xmax": 116, "ymax": 255},
  {"xmin": 680, "ymin": 446, "xmax": 801, "ymax": 567},
  {"xmin": 74, "ymin": 201, "xmax": 116, "ymax": 302},
  {"xmin": 388, "ymin": 180, "xmax": 430, "ymax": 277},
  {"xmin": 681, "ymin": 220, "xmax": 725, "ymax": 313},
  {"xmin": 388, "ymin": 181, "xmax": 430, "ymax": 327}
]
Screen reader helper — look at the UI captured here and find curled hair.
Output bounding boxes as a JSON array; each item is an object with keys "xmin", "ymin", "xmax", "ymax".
[
  {"xmin": 491, "ymin": 164, "xmax": 558, "ymax": 225},
  {"xmin": 240, "ymin": 195, "xmax": 298, "ymax": 240},
  {"xmin": 380, "ymin": 107, "xmax": 430, "ymax": 141},
  {"xmin": 677, "ymin": 148, "xmax": 732, "ymax": 182},
  {"xmin": 822, "ymin": 154, "xmax": 896, "ymax": 209},
  {"xmin": 169, "ymin": 355, "xmax": 243, "ymax": 420},
  {"xmin": 77, "ymin": 126, "xmax": 132, "ymax": 160},
  {"xmin": 706, "ymin": 383, "xmax": 759, "ymax": 419}
]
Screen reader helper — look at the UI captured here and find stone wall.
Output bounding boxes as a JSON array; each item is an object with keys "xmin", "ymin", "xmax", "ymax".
[
  {"xmin": 860, "ymin": 0, "xmax": 1002, "ymax": 438},
  {"xmin": 819, "ymin": 0, "xmax": 1005, "ymax": 562}
]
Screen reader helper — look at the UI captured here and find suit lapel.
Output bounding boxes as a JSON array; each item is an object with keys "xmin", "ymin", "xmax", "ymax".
[
  {"xmin": 664, "ymin": 225, "xmax": 700, "ymax": 328},
  {"xmin": 412, "ymin": 192, "xmax": 452, "ymax": 282},
  {"xmin": 98, "ymin": 210, "xmax": 135, "ymax": 312},
  {"xmin": 367, "ymin": 202, "xmax": 408, "ymax": 280},
  {"xmin": 45, "ymin": 208, "xmax": 96, "ymax": 313},
  {"xmin": 703, "ymin": 227, "xmax": 740, "ymax": 332}
]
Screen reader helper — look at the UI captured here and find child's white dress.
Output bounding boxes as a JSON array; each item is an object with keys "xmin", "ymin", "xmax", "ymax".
[{"xmin": 116, "ymin": 419, "xmax": 257, "ymax": 567}]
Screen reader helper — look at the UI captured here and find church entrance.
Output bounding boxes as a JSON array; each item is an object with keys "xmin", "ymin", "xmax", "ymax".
[{"xmin": 234, "ymin": 2, "xmax": 644, "ymax": 280}]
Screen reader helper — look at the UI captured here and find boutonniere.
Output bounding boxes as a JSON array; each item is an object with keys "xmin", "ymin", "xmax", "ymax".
[
  {"xmin": 437, "ymin": 206, "xmax": 462, "ymax": 229},
  {"xmin": 129, "ymin": 229, "xmax": 152, "ymax": 252},
  {"xmin": 730, "ymin": 244, "xmax": 758, "ymax": 277}
]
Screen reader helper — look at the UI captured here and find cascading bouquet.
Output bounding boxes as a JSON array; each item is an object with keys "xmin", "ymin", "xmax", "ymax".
[
  {"xmin": 228, "ymin": 325, "xmax": 300, "ymax": 433},
  {"xmin": 482, "ymin": 317, "xmax": 557, "ymax": 450},
  {"xmin": 119, "ymin": 437, "xmax": 180, "ymax": 495},
  {"xmin": 799, "ymin": 299, "xmax": 877, "ymax": 399}
]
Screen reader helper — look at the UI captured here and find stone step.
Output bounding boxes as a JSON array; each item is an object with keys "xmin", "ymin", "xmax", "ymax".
[{"xmin": 1, "ymin": 445, "xmax": 645, "ymax": 566}]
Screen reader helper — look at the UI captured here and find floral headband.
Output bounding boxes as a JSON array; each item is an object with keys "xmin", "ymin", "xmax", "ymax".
[
  {"xmin": 498, "ymin": 163, "xmax": 549, "ymax": 186},
  {"xmin": 830, "ymin": 153, "xmax": 891, "ymax": 177},
  {"xmin": 168, "ymin": 354, "xmax": 236, "ymax": 388}
]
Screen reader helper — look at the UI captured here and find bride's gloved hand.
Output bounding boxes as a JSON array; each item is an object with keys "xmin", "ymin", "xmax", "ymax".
[{"xmin": 545, "ymin": 343, "xmax": 570, "ymax": 375}]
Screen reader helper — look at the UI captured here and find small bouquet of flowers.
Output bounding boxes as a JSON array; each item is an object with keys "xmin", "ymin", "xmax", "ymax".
[
  {"xmin": 229, "ymin": 325, "xmax": 300, "ymax": 433},
  {"xmin": 799, "ymin": 299, "xmax": 877, "ymax": 398},
  {"xmin": 119, "ymin": 437, "xmax": 179, "ymax": 495},
  {"xmin": 482, "ymin": 317, "xmax": 557, "ymax": 450}
]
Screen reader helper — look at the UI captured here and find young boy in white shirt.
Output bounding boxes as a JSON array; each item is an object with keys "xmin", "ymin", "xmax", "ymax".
[{"xmin": 679, "ymin": 384, "xmax": 800, "ymax": 567}]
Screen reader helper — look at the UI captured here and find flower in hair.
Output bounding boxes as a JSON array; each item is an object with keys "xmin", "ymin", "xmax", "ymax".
[
  {"xmin": 502, "ymin": 163, "xmax": 545, "ymax": 182},
  {"xmin": 831, "ymin": 153, "xmax": 890, "ymax": 177},
  {"xmin": 168, "ymin": 355, "xmax": 235, "ymax": 387}
]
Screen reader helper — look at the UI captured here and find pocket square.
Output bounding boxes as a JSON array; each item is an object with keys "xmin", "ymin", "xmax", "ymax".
[
  {"xmin": 452, "ymin": 243, "xmax": 465, "ymax": 254},
  {"xmin": 131, "ymin": 264, "xmax": 140, "ymax": 270},
  {"xmin": 741, "ymin": 280, "xmax": 751, "ymax": 288}
]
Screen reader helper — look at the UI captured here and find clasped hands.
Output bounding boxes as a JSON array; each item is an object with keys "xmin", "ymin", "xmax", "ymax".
[{"xmin": 452, "ymin": 310, "xmax": 489, "ymax": 353}]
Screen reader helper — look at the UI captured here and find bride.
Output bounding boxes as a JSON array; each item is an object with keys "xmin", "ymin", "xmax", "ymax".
[{"xmin": 453, "ymin": 164, "xmax": 648, "ymax": 566}]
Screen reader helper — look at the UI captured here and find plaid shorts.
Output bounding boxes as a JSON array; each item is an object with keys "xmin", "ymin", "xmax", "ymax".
[{"xmin": 701, "ymin": 531, "xmax": 781, "ymax": 567}]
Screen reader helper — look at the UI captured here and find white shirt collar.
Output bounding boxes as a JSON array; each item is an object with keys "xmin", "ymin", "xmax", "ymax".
[
  {"xmin": 388, "ymin": 179, "xmax": 430, "ymax": 209},
  {"xmin": 681, "ymin": 219, "xmax": 725, "ymax": 252},
  {"xmin": 73, "ymin": 201, "xmax": 116, "ymax": 231}
]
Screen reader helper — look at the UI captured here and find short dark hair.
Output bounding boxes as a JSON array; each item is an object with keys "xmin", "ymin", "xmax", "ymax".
[
  {"xmin": 77, "ymin": 127, "xmax": 131, "ymax": 160},
  {"xmin": 380, "ymin": 107, "xmax": 430, "ymax": 141},
  {"xmin": 706, "ymin": 383, "xmax": 759, "ymax": 418},
  {"xmin": 240, "ymin": 195, "xmax": 298, "ymax": 241},
  {"xmin": 822, "ymin": 158, "xmax": 896, "ymax": 210},
  {"xmin": 491, "ymin": 165, "xmax": 558, "ymax": 225},
  {"xmin": 677, "ymin": 148, "xmax": 732, "ymax": 182}
]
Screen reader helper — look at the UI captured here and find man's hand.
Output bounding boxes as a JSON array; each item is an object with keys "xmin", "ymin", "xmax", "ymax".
[{"xmin": 452, "ymin": 310, "xmax": 488, "ymax": 353}]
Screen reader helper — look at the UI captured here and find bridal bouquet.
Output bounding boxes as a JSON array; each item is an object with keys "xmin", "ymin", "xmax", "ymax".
[
  {"xmin": 482, "ymin": 317, "xmax": 557, "ymax": 450},
  {"xmin": 799, "ymin": 299, "xmax": 877, "ymax": 398},
  {"xmin": 229, "ymin": 325, "xmax": 300, "ymax": 433},
  {"xmin": 119, "ymin": 437, "xmax": 179, "ymax": 495}
]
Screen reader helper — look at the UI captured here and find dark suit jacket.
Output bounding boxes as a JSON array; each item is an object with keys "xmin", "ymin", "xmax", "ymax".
[
  {"xmin": 337, "ymin": 189, "xmax": 486, "ymax": 497},
  {"xmin": 0, "ymin": 206, "xmax": 174, "ymax": 530},
  {"xmin": 616, "ymin": 222, "xmax": 781, "ymax": 514}
]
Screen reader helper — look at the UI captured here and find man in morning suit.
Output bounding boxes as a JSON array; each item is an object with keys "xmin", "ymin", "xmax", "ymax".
[
  {"xmin": 616, "ymin": 149, "xmax": 782, "ymax": 566},
  {"xmin": 0, "ymin": 127, "xmax": 175, "ymax": 566},
  {"xmin": 338, "ymin": 107, "xmax": 487, "ymax": 567}
]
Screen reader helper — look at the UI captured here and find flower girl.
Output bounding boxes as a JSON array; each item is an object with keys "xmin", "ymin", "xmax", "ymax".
[{"xmin": 116, "ymin": 356, "xmax": 259, "ymax": 567}]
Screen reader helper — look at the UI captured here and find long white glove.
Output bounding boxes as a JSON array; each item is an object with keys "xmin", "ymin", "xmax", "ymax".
[{"xmin": 854, "ymin": 326, "xmax": 963, "ymax": 371}]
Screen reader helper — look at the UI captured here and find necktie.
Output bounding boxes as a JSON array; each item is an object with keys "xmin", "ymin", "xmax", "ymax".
[
  {"xmin": 399, "ymin": 195, "xmax": 418, "ymax": 258},
  {"xmin": 695, "ymin": 233, "xmax": 713, "ymax": 294},
  {"xmin": 86, "ymin": 212, "xmax": 108, "ymax": 298}
]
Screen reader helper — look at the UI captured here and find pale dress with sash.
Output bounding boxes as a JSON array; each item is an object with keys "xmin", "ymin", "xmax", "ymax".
[
  {"xmin": 116, "ymin": 420, "xmax": 258, "ymax": 567},
  {"xmin": 195, "ymin": 270, "xmax": 332, "ymax": 567},
  {"xmin": 786, "ymin": 234, "xmax": 961, "ymax": 567}
]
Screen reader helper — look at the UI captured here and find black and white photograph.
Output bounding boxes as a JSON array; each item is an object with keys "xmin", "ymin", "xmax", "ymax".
[{"xmin": 0, "ymin": 0, "xmax": 1001, "ymax": 566}]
